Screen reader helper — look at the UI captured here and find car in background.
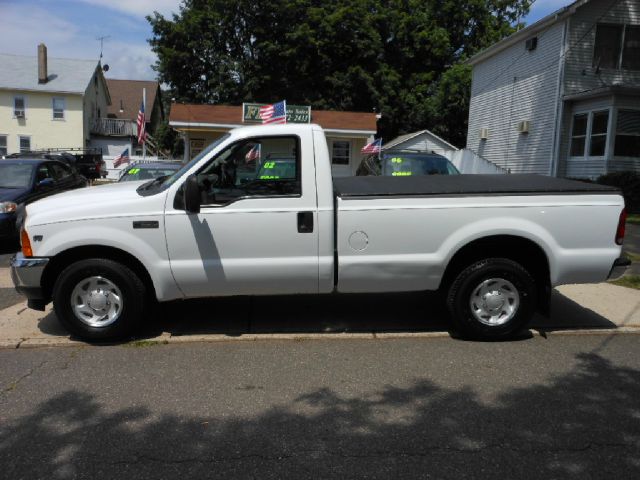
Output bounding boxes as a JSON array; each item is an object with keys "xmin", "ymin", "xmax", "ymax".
[
  {"xmin": 0, "ymin": 159, "xmax": 88, "ymax": 244},
  {"xmin": 7, "ymin": 150, "xmax": 106, "ymax": 180},
  {"xmin": 118, "ymin": 162, "xmax": 183, "ymax": 182},
  {"xmin": 356, "ymin": 151, "xmax": 460, "ymax": 177}
]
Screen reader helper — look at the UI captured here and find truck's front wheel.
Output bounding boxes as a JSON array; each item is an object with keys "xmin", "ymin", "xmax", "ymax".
[
  {"xmin": 446, "ymin": 258, "xmax": 537, "ymax": 340},
  {"xmin": 53, "ymin": 258, "xmax": 146, "ymax": 341}
]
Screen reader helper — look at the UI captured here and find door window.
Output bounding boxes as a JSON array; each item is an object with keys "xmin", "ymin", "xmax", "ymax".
[
  {"xmin": 188, "ymin": 135, "xmax": 301, "ymax": 206},
  {"xmin": 35, "ymin": 164, "xmax": 54, "ymax": 184},
  {"xmin": 50, "ymin": 162, "xmax": 72, "ymax": 180}
]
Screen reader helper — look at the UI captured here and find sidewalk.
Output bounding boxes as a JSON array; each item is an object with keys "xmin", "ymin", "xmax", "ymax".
[{"xmin": 1, "ymin": 283, "xmax": 638, "ymax": 348}]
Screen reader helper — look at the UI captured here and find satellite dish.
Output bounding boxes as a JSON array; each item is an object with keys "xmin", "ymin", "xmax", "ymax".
[{"xmin": 103, "ymin": 64, "xmax": 110, "ymax": 72}]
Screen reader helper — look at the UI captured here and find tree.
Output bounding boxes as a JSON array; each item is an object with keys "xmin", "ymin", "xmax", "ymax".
[{"xmin": 148, "ymin": 0, "xmax": 531, "ymax": 142}]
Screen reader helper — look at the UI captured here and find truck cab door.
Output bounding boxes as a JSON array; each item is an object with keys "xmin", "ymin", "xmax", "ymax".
[{"xmin": 165, "ymin": 132, "xmax": 320, "ymax": 297}]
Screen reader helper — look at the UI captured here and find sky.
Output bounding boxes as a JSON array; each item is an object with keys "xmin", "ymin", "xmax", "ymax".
[{"xmin": 0, "ymin": 0, "xmax": 574, "ymax": 82}]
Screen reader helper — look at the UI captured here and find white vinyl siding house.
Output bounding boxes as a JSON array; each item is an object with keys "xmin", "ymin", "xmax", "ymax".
[
  {"xmin": 467, "ymin": 20, "xmax": 565, "ymax": 175},
  {"xmin": 466, "ymin": 0, "xmax": 640, "ymax": 179}
]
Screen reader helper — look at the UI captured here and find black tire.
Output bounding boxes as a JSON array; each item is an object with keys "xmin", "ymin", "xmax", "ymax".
[
  {"xmin": 446, "ymin": 258, "xmax": 537, "ymax": 340},
  {"xmin": 52, "ymin": 258, "xmax": 146, "ymax": 341}
]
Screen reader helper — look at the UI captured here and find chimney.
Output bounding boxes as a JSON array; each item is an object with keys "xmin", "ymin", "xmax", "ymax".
[{"xmin": 38, "ymin": 43, "xmax": 48, "ymax": 84}]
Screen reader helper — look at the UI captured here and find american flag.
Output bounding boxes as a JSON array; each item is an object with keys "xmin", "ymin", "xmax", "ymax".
[
  {"xmin": 137, "ymin": 100, "xmax": 147, "ymax": 145},
  {"xmin": 113, "ymin": 148, "xmax": 130, "ymax": 168},
  {"xmin": 361, "ymin": 138, "xmax": 382, "ymax": 154},
  {"xmin": 259, "ymin": 100, "xmax": 287, "ymax": 124},
  {"xmin": 245, "ymin": 144, "xmax": 261, "ymax": 163}
]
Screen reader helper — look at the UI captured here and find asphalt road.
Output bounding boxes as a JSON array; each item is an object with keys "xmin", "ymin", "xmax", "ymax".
[{"xmin": 1, "ymin": 335, "xmax": 639, "ymax": 478}]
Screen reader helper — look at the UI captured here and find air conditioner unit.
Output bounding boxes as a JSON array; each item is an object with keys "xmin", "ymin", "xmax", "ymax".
[
  {"xmin": 479, "ymin": 128, "xmax": 489, "ymax": 140},
  {"xmin": 517, "ymin": 121, "xmax": 530, "ymax": 134},
  {"xmin": 15, "ymin": 110, "xmax": 25, "ymax": 118}
]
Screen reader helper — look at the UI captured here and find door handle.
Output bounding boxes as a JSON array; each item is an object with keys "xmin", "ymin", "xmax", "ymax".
[{"xmin": 297, "ymin": 211, "xmax": 314, "ymax": 233}]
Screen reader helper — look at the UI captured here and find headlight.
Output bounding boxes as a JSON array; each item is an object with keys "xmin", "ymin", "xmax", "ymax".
[{"xmin": 0, "ymin": 202, "xmax": 17, "ymax": 214}]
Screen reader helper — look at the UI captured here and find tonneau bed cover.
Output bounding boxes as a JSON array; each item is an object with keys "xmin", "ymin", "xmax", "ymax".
[{"xmin": 333, "ymin": 174, "xmax": 618, "ymax": 198}]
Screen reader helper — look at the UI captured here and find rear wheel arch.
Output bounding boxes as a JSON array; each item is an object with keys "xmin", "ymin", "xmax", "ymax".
[
  {"xmin": 439, "ymin": 235, "xmax": 551, "ymax": 298},
  {"xmin": 41, "ymin": 245, "xmax": 157, "ymax": 303}
]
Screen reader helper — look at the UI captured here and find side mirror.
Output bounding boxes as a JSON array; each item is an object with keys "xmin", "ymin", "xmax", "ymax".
[
  {"xmin": 184, "ymin": 174, "xmax": 201, "ymax": 214},
  {"xmin": 37, "ymin": 178, "xmax": 54, "ymax": 188}
]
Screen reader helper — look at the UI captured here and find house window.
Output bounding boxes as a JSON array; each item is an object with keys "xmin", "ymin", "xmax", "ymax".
[
  {"xmin": 570, "ymin": 114, "xmax": 588, "ymax": 157},
  {"xmin": 589, "ymin": 111, "xmax": 609, "ymax": 157},
  {"xmin": 593, "ymin": 24, "xmax": 623, "ymax": 69},
  {"xmin": 52, "ymin": 97, "xmax": 65, "ymax": 120},
  {"xmin": 593, "ymin": 24, "xmax": 640, "ymax": 70},
  {"xmin": 13, "ymin": 96, "xmax": 25, "ymax": 118},
  {"xmin": 614, "ymin": 110, "xmax": 640, "ymax": 158},
  {"xmin": 622, "ymin": 26, "xmax": 640, "ymax": 70},
  {"xmin": 19, "ymin": 136, "xmax": 31, "ymax": 153},
  {"xmin": 332, "ymin": 140, "xmax": 351, "ymax": 165},
  {"xmin": 0, "ymin": 135, "xmax": 7, "ymax": 156}
]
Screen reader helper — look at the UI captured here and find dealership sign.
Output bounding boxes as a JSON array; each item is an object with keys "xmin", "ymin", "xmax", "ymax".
[{"xmin": 242, "ymin": 103, "xmax": 311, "ymax": 124}]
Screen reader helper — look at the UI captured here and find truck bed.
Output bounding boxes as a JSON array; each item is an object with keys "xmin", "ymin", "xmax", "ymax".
[{"xmin": 333, "ymin": 174, "xmax": 618, "ymax": 198}]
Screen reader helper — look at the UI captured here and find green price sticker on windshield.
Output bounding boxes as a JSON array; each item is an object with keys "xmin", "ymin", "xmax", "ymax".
[{"xmin": 128, "ymin": 168, "xmax": 140, "ymax": 175}]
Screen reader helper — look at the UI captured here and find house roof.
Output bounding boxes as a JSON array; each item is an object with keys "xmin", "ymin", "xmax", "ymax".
[
  {"xmin": 466, "ymin": 0, "xmax": 589, "ymax": 66},
  {"xmin": 169, "ymin": 104, "xmax": 377, "ymax": 133},
  {"xmin": 0, "ymin": 53, "xmax": 100, "ymax": 94},
  {"xmin": 383, "ymin": 129, "xmax": 459, "ymax": 151},
  {"xmin": 106, "ymin": 79, "xmax": 161, "ymax": 121}
]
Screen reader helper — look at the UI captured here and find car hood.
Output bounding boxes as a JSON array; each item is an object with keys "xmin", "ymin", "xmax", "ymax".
[
  {"xmin": 0, "ymin": 187, "xmax": 29, "ymax": 204},
  {"xmin": 25, "ymin": 180, "xmax": 166, "ymax": 227}
]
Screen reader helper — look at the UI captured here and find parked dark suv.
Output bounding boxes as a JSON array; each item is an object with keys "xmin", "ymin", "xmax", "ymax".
[{"xmin": 0, "ymin": 159, "xmax": 88, "ymax": 245}]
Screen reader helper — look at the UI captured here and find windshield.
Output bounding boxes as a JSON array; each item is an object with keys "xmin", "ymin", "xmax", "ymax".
[
  {"xmin": 0, "ymin": 164, "xmax": 34, "ymax": 188},
  {"xmin": 381, "ymin": 154, "xmax": 460, "ymax": 176},
  {"xmin": 137, "ymin": 133, "xmax": 231, "ymax": 195},
  {"xmin": 120, "ymin": 166, "xmax": 181, "ymax": 182}
]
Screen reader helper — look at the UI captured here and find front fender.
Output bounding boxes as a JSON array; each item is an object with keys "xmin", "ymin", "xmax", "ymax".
[{"xmin": 28, "ymin": 217, "xmax": 182, "ymax": 302}]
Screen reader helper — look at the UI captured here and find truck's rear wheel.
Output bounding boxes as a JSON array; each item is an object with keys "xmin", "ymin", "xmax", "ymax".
[
  {"xmin": 446, "ymin": 258, "xmax": 536, "ymax": 340},
  {"xmin": 53, "ymin": 258, "xmax": 146, "ymax": 341}
]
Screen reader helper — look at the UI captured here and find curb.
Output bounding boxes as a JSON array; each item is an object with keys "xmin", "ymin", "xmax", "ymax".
[{"xmin": 2, "ymin": 326, "xmax": 640, "ymax": 350}]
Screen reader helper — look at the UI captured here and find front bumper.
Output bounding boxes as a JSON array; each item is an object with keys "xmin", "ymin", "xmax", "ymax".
[
  {"xmin": 10, "ymin": 253, "xmax": 50, "ymax": 310},
  {"xmin": 608, "ymin": 257, "xmax": 632, "ymax": 280}
]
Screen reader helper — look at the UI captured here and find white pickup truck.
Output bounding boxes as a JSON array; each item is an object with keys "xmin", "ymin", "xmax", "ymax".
[{"xmin": 11, "ymin": 124, "xmax": 629, "ymax": 340}]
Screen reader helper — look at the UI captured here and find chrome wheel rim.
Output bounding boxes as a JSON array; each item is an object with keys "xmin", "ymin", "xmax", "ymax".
[
  {"xmin": 71, "ymin": 276, "xmax": 123, "ymax": 327},
  {"xmin": 469, "ymin": 278, "xmax": 520, "ymax": 326}
]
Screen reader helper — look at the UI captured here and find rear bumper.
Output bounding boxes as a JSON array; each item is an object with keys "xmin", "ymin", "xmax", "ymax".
[
  {"xmin": 608, "ymin": 257, "xmax": 631, "ymax": 280},
  {"xmin": 10, "ymin": 253, "xmax": 50, "ymax": 310}
]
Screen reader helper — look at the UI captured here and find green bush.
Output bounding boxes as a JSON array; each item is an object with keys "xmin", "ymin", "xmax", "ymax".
[{"xmin": 597, "ymin": 171, "xmax": 640, "ymax": 213}]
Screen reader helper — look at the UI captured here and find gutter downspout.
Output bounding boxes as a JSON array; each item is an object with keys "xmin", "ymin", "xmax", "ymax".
[{"xmin": 550, "ymin": 18, "xmax": 569, "ymax": 177}]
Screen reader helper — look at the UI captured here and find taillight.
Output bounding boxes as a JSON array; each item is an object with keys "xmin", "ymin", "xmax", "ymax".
[
  {"xmin": 615, "ymin": 208, "xmax": 627, "ymax": 245},
  {"xmin": 21, "ymin": 228, "xmax": 33, "ymax": 257}
]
